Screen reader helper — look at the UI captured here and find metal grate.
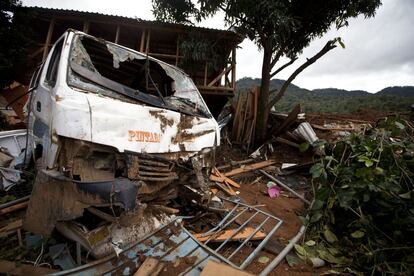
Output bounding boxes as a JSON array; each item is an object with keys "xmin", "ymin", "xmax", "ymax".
[
  {"xmin": 194, "ymin": 197, "xmax": 283, "ymax": 270},
  {"xmin": 51, "ymin": 199, "xmax": 283, "ymax": 275}
]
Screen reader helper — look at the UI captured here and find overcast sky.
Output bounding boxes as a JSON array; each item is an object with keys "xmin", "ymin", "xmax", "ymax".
[{"xmin": 23, "ymin": 0, "xmax": 414, "ymax": 92}]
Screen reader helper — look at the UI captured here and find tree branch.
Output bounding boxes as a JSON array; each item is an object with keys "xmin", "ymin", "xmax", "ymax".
[
  {"xmin": 270, "ymin": 57, "xmax": 297, "ymax": 78},
  {"xmin": 267, "ymin": 40, "xmax": 337, "ymax": 110},
  {"xmin": 270, "ymin": 51, "xmax": 282, "ymax": 68}
]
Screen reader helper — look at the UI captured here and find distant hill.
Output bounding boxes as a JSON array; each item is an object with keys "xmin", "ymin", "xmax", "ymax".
[
  {"xmin": 377, "ymin": 86, "xmax": 414, "ymax": 97},
  {"xmin": 236, "ymin": 77, "xmax": 414, "ymax": 113}
]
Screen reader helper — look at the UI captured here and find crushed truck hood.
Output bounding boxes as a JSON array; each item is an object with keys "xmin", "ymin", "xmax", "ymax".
[{"xmin": 52, "ymin": 91, "xmax": 219, "ymax": 154}]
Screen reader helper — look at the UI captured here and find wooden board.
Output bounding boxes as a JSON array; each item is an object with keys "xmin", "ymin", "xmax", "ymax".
[
  {"xmin": 210, "ymin": 167, "xmax": 241, "ymax": 188},
  {"xmin": 0, "ymin": 201, "xmax": 28, "ymax": 215},
  {"xmin": 223, "ymin": 160, "xmax": 275, "ymax": 177},
  {"xmin": 194, "ymin": 227, "xmax": 267, "ymax": 242},
  {"xmin": 200, "ymin": 260, "xmax": 253, "ymax": 276},
  {"xmin": 0, "ymin": 219, "xmax": 22, "ymax": 237},
  {"xmin": 133, "ymin": 257, "xmax": 165, "ymax": 276}
]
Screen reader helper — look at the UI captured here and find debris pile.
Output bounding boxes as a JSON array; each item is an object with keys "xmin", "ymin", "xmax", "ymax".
[{"xmin": 1, "ymin": 29, "xmax": 410, "ymax": 275}]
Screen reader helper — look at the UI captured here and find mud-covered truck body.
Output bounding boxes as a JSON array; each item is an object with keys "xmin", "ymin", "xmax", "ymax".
[{"xmin": 24, "ymin": 30, "xmax": 219, "ymax": 257}]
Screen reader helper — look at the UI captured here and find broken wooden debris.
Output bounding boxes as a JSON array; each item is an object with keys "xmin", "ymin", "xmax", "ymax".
[
  {"xmin": 194, "ymin": 227, "xmax": 267, "ymax": 242},
  {"xmin": 200, "ymin": 260, "xmax": 253, "ymax": 276},
  {"xmin": 273, "ymin": 137, "xmax": 300, "ymax": 148},
  {"xmin": 0, "ymin": 219, "xmax": 22, "ymax": 238},
  {"xmin": 0, "ymin": 200, "xmax": 28, "ymax": 215},
  {"xmin": 271, "ymin": 104, "xmax": 301, "ymax": 137},
  {"xmin": 214, "ymin": 182, "xmax": 237, "ymax": 196},
  {"xmin": 211, "ymin": 167, "xmax": 241, "ymax": 188},
  {"xmin": 249, "ymin": 176, "xmax": 263, "ymax": 186},
  {"xmin": 231, "ymin": 87, "xmax": 259, "ymax": 149},
  {"xmin": 134, "ymin": 257, "xmax": 165, "ymax": 276},
  {"xmin": 216, "ymin": 158, "xmax": 254, "ymax": 171},
  {"xmin": 223, "ymin": 160, "xmax": 275, "ymax": 177}
]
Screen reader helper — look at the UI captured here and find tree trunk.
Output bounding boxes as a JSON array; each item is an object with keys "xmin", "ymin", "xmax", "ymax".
[{"xmin": 255, "ymin": 45, "xmax": 273, "ymax": 143}]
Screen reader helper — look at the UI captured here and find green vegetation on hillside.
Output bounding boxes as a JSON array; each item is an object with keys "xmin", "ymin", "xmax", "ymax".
[{"xmin": 237, "ymin": 78, "xmax": 414, "ymax": 113}]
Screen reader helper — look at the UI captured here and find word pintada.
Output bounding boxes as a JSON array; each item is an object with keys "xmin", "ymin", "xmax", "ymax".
[{"xmin": 128, "ymin": 130, "xmax": 161, "ymax": 143}]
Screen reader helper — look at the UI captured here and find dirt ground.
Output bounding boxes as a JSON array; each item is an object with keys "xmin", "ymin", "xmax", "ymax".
[
  {"xmin": 211, "ymin": 108, "xmax": 398, "ymax": 275},
  {"xmin": 1, "ymin": 109, "xmax": 399, "ymax": 275}
]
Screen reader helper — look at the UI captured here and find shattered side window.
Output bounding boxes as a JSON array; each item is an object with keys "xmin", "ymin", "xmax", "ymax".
[{"xmin": 67, "ymin": 34, "xmax": 211, "ymax": 118}]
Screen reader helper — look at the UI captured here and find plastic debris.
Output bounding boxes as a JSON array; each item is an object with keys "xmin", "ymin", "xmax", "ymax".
[{"xmin": 267, "ymin": 182, "xmax": 281, "ymax": 198}]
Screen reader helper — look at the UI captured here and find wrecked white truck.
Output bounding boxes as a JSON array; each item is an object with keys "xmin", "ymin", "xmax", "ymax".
[{"xmin": 24, "ymin": 29, "xmax": 220, "ymax": 258}]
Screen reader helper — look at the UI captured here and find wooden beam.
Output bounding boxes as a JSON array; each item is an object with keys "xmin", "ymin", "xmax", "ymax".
[
  {"xmin": 194, "ymin": 227, "xmax": 267, "ymax": 242},
  {"xmin": 139, "ymin": 29, "xmax": 146, "ymax": 52},
  {"xmin": 175, "ymin": 36, "xmax": 180, "ymax": 66},
  {"xmin": 204, "ymin": 63, "xmax": 208, "ymax": 86},
  {"xmin": 133, "ymin": 257, "xmax": 165, "ymax": 276},
  {"xmin": 29, "ymin": 46, "xmax": 45, "ymax": 58},
  {"xmin": 200, "ymin": 260, "xmax": 253, "ymax": 276},
  {"xmin": 210, "ymin": 167, "xmax": 240, "ymax": 188},
  {"xmin": 83, "ymin": 21, "xmax": 90, "ymax": 33},
  {"xmin": 114, "ymin": 25, "xmax": 120, "ymax": 44},
  {"xmin": 207, "ymin": 64, "xmax": 233, "ymax": 87},
  {"xmin": 42, "ymin": 18, "xmax": 55, "ymax": 60},
  {"xmin": 231, "ymin": 47, "xmax": 236, "ymax": 90},
  {"xmin": 145, "ymin": 29, "xmax": 151, "ymax": 54},
  {"xmin": 223, "ymin": 160, "xmax": 276, "ymax": 177},
  {"xmin": 0, "ymin": 201, "xmax": 28, "ymax": 215}
]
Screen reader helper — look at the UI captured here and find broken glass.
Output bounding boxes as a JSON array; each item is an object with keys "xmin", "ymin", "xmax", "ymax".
[{"xmin": 67, "ymin": 34, "xmax": 211, "ymax": 118}]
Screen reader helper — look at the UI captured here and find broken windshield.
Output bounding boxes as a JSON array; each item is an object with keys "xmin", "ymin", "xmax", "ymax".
[{"xmin": 67, "ymin": 34, "xmax": 211, "ymax": 118}]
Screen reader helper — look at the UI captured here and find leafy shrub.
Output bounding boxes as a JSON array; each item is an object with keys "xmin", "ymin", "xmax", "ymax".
[{"xmin": 302, "ymin": 117, "xmax": 414, "ymax": 274}]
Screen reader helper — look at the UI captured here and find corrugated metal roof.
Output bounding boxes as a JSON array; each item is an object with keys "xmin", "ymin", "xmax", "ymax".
[{"xmin": 23, "ymin": 6, "xmax": 243, "ymax": 40}]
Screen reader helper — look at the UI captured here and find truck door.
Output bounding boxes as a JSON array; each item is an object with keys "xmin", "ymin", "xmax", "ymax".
[{"xmin": 30, "ymin": 36, "xmax": 64, "ymax": 167}]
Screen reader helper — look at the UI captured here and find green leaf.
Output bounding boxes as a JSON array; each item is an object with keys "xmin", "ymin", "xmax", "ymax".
[
  {"xmin": 310, "ymin": 163, "xmax": 326, "ymax": 179},
  {"xmin": 395, "ymin": 121, "xmax": 405, "ymax": 129},
  {"xmin": 351, "ymin": 230, "xmax": 365, "ymax": 238},
  {"xmin": 298, "ymin": 216, "xmax": 308, "ymax": 226},
  {"xmin": 312, "ymin": 199, "xmax": 324, "ymax": 210},
  {"xmin": 285, "ymin": 254, "xmax": 302, "ymax": 267},
  {"xmin": 299, "ymin": 142, "xmax": 310, "ymax": 152},
  {"xmin": 317, "ymin": 249, "xmax": 347, "ymax": 264},
  {"xmin": 323, "ymin": 228, "xmax": 338, "ymax": 243},
  {"xmin": 305, "ymin": 240, "xmax": 316, "ymax": 246},
  {"xmin": 294, "ymin": 244, "xmax": 307, "ymax": 256},
  {"xmin": 310, "ymin": 212, "xmax": 323, "ymax": 223},
  {"xmin": 399, "ymin": 191, "xmax": 411, "ymax": 199}
]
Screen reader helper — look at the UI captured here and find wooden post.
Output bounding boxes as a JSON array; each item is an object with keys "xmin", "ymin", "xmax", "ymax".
[
  {"xmin": 115, "ymin": 25, "xmax": 120, "ymax": 44},
  {"xmin": 139, "ymin": 29, "xmax": 146, "ymax": 52},
  {"xmin": 42, "ymin": 18, "xmax": 55, "ymax": 61},
  {"xmin": 145, "ymin": 30, "xmax": 151, "ymax": 54},
  {"xmin": 83, "ymin": 21, "xmax": 90, "ymax": 33},
  {"xmin": 231, "ymin": 47, "xmax": 236, "ymax": 91},
  {"xmin": 175, "ymin": 36, "xmax": 180, "ymax": 66},
  {"xmin": 204, "ymin": 62, "xmax": 208, "ymax": 86}
]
